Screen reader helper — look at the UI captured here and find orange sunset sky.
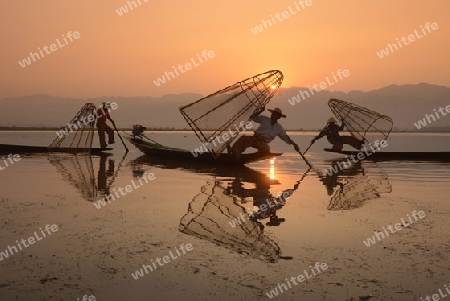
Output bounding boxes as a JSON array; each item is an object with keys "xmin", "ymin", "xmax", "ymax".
[{"xmin": 1, "ymin": 0, "xmax": 449, "ymax": 101}]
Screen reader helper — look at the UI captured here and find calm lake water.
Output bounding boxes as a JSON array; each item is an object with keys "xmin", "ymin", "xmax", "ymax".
[{"xmin": 0, "ymin": 131, "xmax": 449, "ymax": 301}]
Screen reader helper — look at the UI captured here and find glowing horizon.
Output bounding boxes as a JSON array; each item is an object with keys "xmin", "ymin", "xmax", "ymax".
[{"xmin": 0, "ymin": 1, "xmax": 449, "ymax": 101}]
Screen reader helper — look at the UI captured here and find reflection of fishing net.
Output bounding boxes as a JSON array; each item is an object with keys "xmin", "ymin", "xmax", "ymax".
[
  {"xmin": 49, "ymin": 103, "xmax": 96, "ymax": 150},
  {"xmin": 328, "ymin": 98, "xmax": 393, "ymax": 145},
  {"xmin": 327, "ymin": 162, "xmax": 391, "ymax": 210},
  {"xmin": 179, "ymin": 70, "xmax": 284, "ymax": 158},
  {"xmin": 48, "ymin": 153, "xmax": 98, "ymax": 201},
  {"xmin": 179, "ymin": 181, "xmax": 283, "ymax": 262}
]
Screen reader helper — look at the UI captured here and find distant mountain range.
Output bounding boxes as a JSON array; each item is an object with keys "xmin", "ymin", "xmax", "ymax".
[{"xmin": 0, "ymin": 83, "xmax": 449, "ymax": 131}]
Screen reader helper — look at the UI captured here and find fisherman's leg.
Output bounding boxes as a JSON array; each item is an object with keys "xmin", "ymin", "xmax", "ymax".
[
  {"xmin": 97, "ymin": 123, "xmax": 107, "ymax": 148},
  {"xmin": 231, "ymin": 136, "xmax": 257, "ymax": 159},
  {"xmin": 105, "ymin": 124, "xmax": 115, "ymax": 144},
  {"xmin": 342, "ymin": 136, "xmax": 363, "ymax": 150},
  {"xmin": 255, "ymin": 140, "xmax": 270, "ymax": 154},
  {"xmin": 98, "ymin": 155, "xmax": 107, "ymax": 190},
  {"xmin": 331, "ymin": 139, "xmax": 343, "ymax": 151}
]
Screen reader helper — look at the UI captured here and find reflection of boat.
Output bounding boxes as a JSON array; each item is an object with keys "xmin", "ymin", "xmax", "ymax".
[
  {"xmin": 48, "ymin": 153, "xmax": 123, "ymax": 201},
  {"xmin": 319, "ymin": 159, "xmax": 392, "ymax": 210},
  {"xmin": 324, "ymin": 148, "xmax": 450, "ymax": 162},
  {"xmin": 179, "ymin": 180, "xmax": 290, "ymax": 262},
  {"xmin": 131, "ymin": 154, "xmax": 280, "ymax": 185},
  {"xmin": 0, "ymin": 143, "xmax": 111, "ymax": 155},
  {"xmin": 127, "ymin": 137, "xmax": 282, "ymax": 165}
]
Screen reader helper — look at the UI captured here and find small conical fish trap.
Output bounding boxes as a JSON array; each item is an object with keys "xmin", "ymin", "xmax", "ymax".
[
  {"xmin": 48, "ymin": 153, "xmax": 98, "ymax": 201},
  {"xmin": 328, "ymin": 98, "xmax": 393, "ymax": 146},
  {"xmin": 180, "ymin": 70, "xmax": 284, "ymax": 158},
  {"xmin": 327, "ymin": 162, "xmax": 391, "ymax": 211}
]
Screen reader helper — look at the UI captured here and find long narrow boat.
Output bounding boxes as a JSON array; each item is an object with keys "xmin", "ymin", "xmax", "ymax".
[
  {"xmin": 324, "ymin": 148, "xmax": 450, "ymax": 162},
  {"xmin": 0, "ymin": 143, "xmax": 112, "ymax": 155},
  {"xmin": 127, "ymin": 137, "xmax": 281, "ymax": 165}
]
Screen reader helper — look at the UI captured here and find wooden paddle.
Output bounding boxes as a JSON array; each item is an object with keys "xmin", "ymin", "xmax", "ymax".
[{"xmin": 109, "ymin": 118, "xmax": 129, "ymax": 153}]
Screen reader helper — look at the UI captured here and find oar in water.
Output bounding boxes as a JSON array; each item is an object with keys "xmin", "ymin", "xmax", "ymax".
[
  {"xmin": 295, "ymin": 147, "xmax": 312, "ymax": 168},
  {"xmin": 109, "ymin": 118, "xmax": 129, "ymax": 153},
  {"xmin": 302, "ymin": 139, "xmax": 316, "ymax": 155}
]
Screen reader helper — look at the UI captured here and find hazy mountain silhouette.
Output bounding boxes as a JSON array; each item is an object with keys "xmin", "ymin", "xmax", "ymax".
[{"xmin": 0, "ymin": 83, "xmax": 449, "ymax": 131}]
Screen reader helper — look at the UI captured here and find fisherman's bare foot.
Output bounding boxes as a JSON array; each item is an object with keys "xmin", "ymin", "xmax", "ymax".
[{"xmin": 358, "ymin": 139, "xmax": 364, "ymax": 149}]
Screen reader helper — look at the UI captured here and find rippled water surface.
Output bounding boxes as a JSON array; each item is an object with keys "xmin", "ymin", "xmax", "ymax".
[{"xmin": 0, "ymin": 131, "xmax": 449, "ymax": 301}]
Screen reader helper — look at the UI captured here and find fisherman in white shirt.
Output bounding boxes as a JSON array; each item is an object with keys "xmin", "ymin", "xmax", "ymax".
[{"xmin": 231, "ymin": 107, "xmax": 300, "ymax": 159}]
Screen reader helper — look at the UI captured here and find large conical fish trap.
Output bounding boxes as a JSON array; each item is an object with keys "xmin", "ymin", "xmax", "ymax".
[
  {"xmin": 180, "ymin": 70, "xmax": 284, "ymax": 158},
  {"xmin": 49, "ymin": 103, "xmax": 97, "ymax": 151},
  {"xmin": 328, "ymin": 98, "xmax": 393, "ymax": 146}
]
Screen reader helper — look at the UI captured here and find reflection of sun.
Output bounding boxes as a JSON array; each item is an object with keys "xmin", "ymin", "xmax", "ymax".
[
  {"xmin": 269, "ymin": 159, "xmax": 275, "ymax": 179},
  {"xmin": 270, "ymin": 85, "xmax": 277, "ymax": 90}
]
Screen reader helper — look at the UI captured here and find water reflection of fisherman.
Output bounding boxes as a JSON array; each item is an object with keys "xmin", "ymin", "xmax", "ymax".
[
  {"xmin": 225, "ymin": 177, "xmax": 294, "ymax": 227},
  {"xmin": 251, "ymin": 190, "xmax": 294, "ymax": 226},
  {"xmin": 97, "ymin": 154, "xmax": 115, "ymax": 196}
]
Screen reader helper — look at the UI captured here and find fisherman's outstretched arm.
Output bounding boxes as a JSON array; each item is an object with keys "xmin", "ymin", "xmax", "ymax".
[
  {"xmin": 313, "ymin": 128, "xmax": 326, "ymax": 142},
  {"xmin": 249, "ymin": 106, "xmax": 266, "ymax": 121},
  {"xmin": 279, "ymin": 132, "xmax": 300, "ymax": 152}
]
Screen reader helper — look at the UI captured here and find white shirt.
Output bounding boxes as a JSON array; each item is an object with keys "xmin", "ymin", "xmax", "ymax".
[{"xmin": 253, "ymin": 115, "xmax": 292, "ymax": 144}]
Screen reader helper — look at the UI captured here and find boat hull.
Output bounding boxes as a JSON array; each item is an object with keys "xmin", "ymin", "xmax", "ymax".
[
  {"xmin": 128, "ymin": 137, "xmax": 281, "ymax": 165},
  {"xmin": 324, "ymin": 148, "xmax": 450, "ymax": 162},
  {"xmin": 0, "ymin": 143, "xmax": 112, "ymax": 155}
]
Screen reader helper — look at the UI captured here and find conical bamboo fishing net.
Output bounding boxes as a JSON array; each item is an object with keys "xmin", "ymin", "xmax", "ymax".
[
  {"xmin": 179, "ymin": 180, "xmax": 285, "ymax": 262},
  {"xmin": 180, "ymin": 70, "xmax": 284, "ymax": 158},
  {"xmin": 327, "ymin": 162, "xmax": 391, "ymax": 211},
  {"xmin": 49, "ymin": 103, "xmax": 97, "ymax": 151},
  {"xmin": 328, "ymin": 98, "xmax": 393, "ymax": 146}
]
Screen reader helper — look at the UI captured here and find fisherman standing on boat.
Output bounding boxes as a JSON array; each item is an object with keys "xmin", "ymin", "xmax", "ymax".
[
  {"xmin": 312, "ymin": 117, "xmax": 363, "ymax": 151},
  {"xmin": 231, "ymin": 107, "xmax": 299, "ymax": 159},
  {"xmin": 96, "ymin": 102, "xmax": 115, "ymax": 149}
]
